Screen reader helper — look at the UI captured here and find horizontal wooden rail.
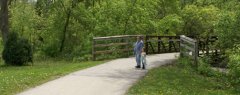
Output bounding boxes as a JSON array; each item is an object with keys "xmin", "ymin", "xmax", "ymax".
[
  {"xmin": 94, "ymin": 43, "xmax": 129, "ymax": 48},
  {"xmin": 181, "ymin": 35, "xmax": 196, "ymax": 43},
  {"xmin": 94, "ymin": 35, "xmax": 143, "ymax": 40},
  {"xmin": 146, "ymin": 35, "xmax": 180, "ymax": 38},
  {"xmin": 146, "ymin": 39, "xmax": 180, "ymax": 42},
  {"xmin": 92, "ymin": 35, "xmax": 144, "ymax": 60},
  {"xmin": 180, "ymin": 35, "xmax": 196, "ymax": 45},
  {"xmin": 94, "ymin": 49, "xmax": 131, "ymax": 54},
  {"xmin": 180, "ymin": 44, "xmax": 195, "ymax": 51}
]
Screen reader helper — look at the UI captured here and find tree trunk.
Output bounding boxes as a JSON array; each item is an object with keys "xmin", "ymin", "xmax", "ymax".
[
  {"xmin": 59, "ymin": 9, "xmax": 71, "ymax": 52},
  {"xmin": 0, "ymin": 0, "xmax": 9, "ymax": 45},
  {"xmin": 59, "ymin": 0, "xmax": 81, "ymax": 52}
]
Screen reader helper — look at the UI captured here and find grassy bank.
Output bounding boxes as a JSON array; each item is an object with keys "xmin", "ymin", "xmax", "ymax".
[
  {"xmin": 127, "ymin": 64, "xmax": 238, "ymax": 95},
  {"xmin": 0, "ymin": 60, "xmax": 104, "ymax": 95}
]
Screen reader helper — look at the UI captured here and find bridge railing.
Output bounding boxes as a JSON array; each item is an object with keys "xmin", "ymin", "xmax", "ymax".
[
  {"xmin": 92, "ymin": 35, "xmax": 144, "ymax": 60},
  {"xmin": 145, "ymin": 36, "xmax": 180, "ymax": 54},
  {"xmin": 180, "ymin": 35, "xmax": 199, "ymax": 67},
  {"xmin": 92, "ymin": 35, "xmax": 219, "ymax": 61}
]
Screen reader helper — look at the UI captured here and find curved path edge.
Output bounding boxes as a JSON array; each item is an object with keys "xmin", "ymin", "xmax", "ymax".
[{"xmin": 18, "ymin": 53, "xmax": 179, "ymax": 95}]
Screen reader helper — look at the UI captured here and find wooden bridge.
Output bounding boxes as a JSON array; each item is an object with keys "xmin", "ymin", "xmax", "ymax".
[{"xmin": 92, "ymin": 35, "xmax": 220, "ymax": 63}]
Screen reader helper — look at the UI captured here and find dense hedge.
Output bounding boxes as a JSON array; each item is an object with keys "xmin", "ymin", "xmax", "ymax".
[{"xmin": 2, "ymin": 32, "xmax": 33, "ymax": 66}]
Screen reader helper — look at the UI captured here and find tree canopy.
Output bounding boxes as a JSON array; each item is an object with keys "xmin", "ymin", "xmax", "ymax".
[{"xmin": 0, "ymin": 0, "xmax": 239, "ymax": 60}]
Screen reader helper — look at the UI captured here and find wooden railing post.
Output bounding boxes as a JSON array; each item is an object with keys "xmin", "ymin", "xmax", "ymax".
[
  {"xmin": 158, "ymin": 36, "xmax": 161, "ymax": 53},
  {"xmin": 126, "ymin": 36, "xmax": 130, "ymax": 57},
  {"xmin": 194, "ymin": 40, "xmax": 199, "ymax": 67},
  {"xmin": 180, "ymin": 36, "xmax": 183, "ymax": 57},
  {"xmin": 92, "ymin": 38, "xmax": 96, "ymax": 61},
  {"xmin": 168, "ymin": 37, "xmax": 171, "ymax": 52},
  {"xmin": 145, "ymin": 35, "xmax": 149, "ymax": 55}
]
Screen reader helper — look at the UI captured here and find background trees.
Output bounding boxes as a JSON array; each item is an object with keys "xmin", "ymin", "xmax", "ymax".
[{"xmin": 0, "ymin": 0, "xmax": 239, "ymax": 62}]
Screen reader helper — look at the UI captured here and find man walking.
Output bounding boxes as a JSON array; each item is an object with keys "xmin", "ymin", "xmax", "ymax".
[{"xmin": 134, "ymin": 36, "xmax": 144, "ymax": 69}]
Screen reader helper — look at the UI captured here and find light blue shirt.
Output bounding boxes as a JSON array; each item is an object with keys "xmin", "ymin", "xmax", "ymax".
[{"xmin": 134, "ymin": 40, "xmax": 144, "ymax": 55}]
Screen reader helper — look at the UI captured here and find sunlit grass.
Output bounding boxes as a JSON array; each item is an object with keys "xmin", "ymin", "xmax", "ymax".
[
  {"xmin": 127, "ymin": 64, "xmax": 238, "ymax": 95},
  {"xmin": 0, "ymin": 60, "xmax": 104, "ymax": 95}
]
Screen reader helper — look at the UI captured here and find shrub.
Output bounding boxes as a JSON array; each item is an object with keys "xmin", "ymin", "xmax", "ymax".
[
  {"xmin": 197, "ymin": 57, "xmax": 215, "ymax": 77},
  {"xmin": 177, "ymin": 57, "xmax": 191, "ymax": 67},
  {"xmin": 2, "ymin": 32, "xmax": 33, "ymax": 66},
  {"xmin": 178, "ymin": 57, "xmax": 216, "ymax": 77},
  {"xmin": 228, "ymin": 45, "xmax": 240, "ymax": 85}
]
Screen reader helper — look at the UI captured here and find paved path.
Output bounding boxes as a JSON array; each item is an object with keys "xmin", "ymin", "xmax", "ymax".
[{"xmin": 18, "ymin": 53, "xmax": 178, "ymax": 95}]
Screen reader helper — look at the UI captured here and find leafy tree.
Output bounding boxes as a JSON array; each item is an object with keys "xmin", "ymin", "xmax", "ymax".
[
  {"xmin": 157, "ymin": 14, "xmax": 183, "ymax": 36},
  {"xmin": 181, "ymin": 5, "xmax": 219, "ymax": 37},
  {"xmin": 10, "ymin": 1, "xmax": 44, "ymax": 53},
  {"xmin": 217, "ymin": 10, "xmax": 240, "ymax": 49}
]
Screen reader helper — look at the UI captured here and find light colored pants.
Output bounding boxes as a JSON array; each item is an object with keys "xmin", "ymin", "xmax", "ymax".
[
  {"xmin": 135, "ymin": 54, "xmax": 141, "ymax": 66},
  {"xmin": 141, "ymin": 54, "xmax": 146, "ymax": 67}
]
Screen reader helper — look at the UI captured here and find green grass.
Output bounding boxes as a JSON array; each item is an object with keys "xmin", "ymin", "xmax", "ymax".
[
  {"xmin": 0, "ymin": 60, "xmax": 104, "ymax": 95},
  {"xmin": 127, "ymin": 64, "xmax": 239, "ymax": 95}
]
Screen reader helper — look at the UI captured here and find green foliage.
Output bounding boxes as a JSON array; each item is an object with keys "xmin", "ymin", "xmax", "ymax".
[
  {"xmin": 2, "ymin": 32, "xmax": 33, "ymax": 66},
  {"xmin": 177, "ymin": 57, "xmax": 192, "ymax": 68},
  {"xmin": 178, "ymin": 57, "xmax": 216, "ymax": 77},
  {"xmin": 181, "ymin": 5, "xmax": 220, "ymax": 37},
  {"xmin": 2, "ymin": 0, "xmax": 240, "ymax": 93},
  {"xmin": 5, "ymin": 0, "xmax": 240, "ymax": 62},
  {"xmin": 157, "ymin": 14, "xmax": 183, "ymax": 35},
  {"xmin": 197, "ymin": 57, "xmax": 215, "ymax": 77},
  {"xmin": 156, "ymin": 0, "xmax": 180, "ymax": 18},
  {"xmin": 127, "ymin": 65, "xmax": 235, "ymax": 95},
  {"xmin": 10, "ymin": 1, "xmax": 43, "ymax": 53},
  {"xmin": 217, "ymin": 11, "xmax": 240, "ymax": 49},
  {"xmin": 228, "ymin": 45, "xmax": 240, "ymax": 85},
  {"xmin": 34, "ymin": 0, "xmax": 171, "ymax": 57}
]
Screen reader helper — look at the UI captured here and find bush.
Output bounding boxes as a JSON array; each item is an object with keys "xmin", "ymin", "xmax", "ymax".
[
  {"xmin": 197, "ymin": 57, "xmax": 215, "ymax": 77},
  {"xmin": 228, "ymin": 45, "xmax": 240, "ymax": 85},
  {"xmin": 2, "ymin": 32, "xmax": 33, "ymax": 66},
  {"xmin": 178, "ymin": 57, "xmax": 216, "ymax": 77},
  {"xmin": 177, "ymin": 57, "xmax": 197, "ymax": 73},
  {"xmin": 177, "ymin": 57, "xmax": 191, "ymax": 68}
]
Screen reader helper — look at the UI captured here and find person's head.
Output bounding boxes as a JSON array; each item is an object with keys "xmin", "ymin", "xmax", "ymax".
[
  {"xmin": 137, "ymin": 36, "xmax": 143, "ymax": 41},
  {"xmin": 142, "ymin": 47, "xmax": 145, "ymax": 52}
]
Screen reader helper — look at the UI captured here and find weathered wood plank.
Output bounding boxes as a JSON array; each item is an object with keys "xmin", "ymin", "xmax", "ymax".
[
  {"xmin": 146, "ymin": 35, "xmax": 180, "ymax": 38},
  {"xmin": 93, "ymin": 35, "xmax": 139, "ymax": 60},
  {"xmin": 94, "ymin": 35, "xmax": 143, "ymax": 40},
  {"xmin": 146, "ymin": 39, "xmax": 180, "ymax": 42},
  {"xmin": 180, "ymin": 38, "xmax": 196, "ymax": 45},
  {"xmin": 180, "ymin": 35, "xmax": 196, "ymax": 43},
  {"xmin": 94, "ymin": 49, "xmax": 131, "ymax": 55},
  {"xmin": 180, "ymin": 44, "xmax": 195, "ymax": 51},
  {"xmin": 94, "ymin": 43, "xmax": 129, "ymax": 47},
  {"xmin": 94, "ymin": 35, "xmax": 130, "ymax": 40},
  {"xmin": 180, "ymin": 35, "xmax": 198, "ymax": 67}
]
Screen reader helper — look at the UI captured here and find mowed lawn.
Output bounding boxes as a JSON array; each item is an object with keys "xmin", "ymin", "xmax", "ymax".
[
  {"xmin": 0, "ymin": 60, "xmax": 104, "ymax": 95},
  {"xmin": 127, "ymin": 65, "xmax": 239, "ymax": 95}
]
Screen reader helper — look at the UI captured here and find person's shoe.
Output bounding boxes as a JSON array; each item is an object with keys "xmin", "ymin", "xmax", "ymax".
[
  {"xmin": 142, "ymin": 66, "xmax": 145, "ymax": 69},
  {"xmin": 135, "ymin": 65, "xmax": 141, "ymax": 68}
]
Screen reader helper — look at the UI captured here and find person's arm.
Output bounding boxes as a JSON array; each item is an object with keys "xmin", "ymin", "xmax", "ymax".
[
  {"xmin": 140, "ymin": 41, "xmax": 144, "ymax": 53},
  {"xmin": 133, "ymin": 42, "xmax": 136, "ymax": 55}
]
